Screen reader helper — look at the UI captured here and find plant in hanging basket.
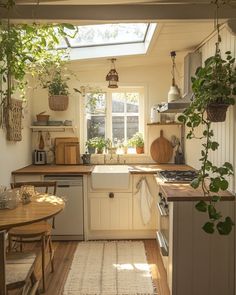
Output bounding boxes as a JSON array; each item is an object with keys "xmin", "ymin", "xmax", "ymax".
[
  {"xmin": 47, "ymin": 71, "xmax": 70, "ymax": 111},
  {"xmin": 178, "ymin": 50, "xmax": 236, "ymax": 235},
  {"xmin": 191, "ymin": 51, "xmax": 236, "ymax": 122}
]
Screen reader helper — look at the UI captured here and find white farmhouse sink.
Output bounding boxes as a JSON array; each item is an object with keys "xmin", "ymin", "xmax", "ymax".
[{"xmin": 91, "ymin": 165, "xmax": 130, "ymax": 189}]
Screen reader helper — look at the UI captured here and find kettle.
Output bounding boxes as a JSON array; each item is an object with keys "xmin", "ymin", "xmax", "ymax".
[{"xmin": 81, "ymin": 153, "xmax": 91, "ymax": 165}]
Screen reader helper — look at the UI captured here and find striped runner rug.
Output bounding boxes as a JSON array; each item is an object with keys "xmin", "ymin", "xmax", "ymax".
[{"xmin": 63, "ymin": 241, "xmax": 156, "ymax": 295}]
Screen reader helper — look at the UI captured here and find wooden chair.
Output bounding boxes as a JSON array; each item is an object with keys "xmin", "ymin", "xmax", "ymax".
[
  {"xmin": 8, "ymin": 181, "xmax": 57, "ymax": 293},
  {"xmin": 1, "ymin": 231, "xmax": 39, "ymax": 295}
]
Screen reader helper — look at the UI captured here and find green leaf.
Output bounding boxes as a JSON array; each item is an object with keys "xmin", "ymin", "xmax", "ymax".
[
  {"xmin": 217, "ymin": 217, "xmax": 234, "ymax": 235},
  {"xmin": 211, "ymin": 141, "xmax": 219, "ymax": 151},
  {"xmin": 223, "ymin": 162, "xmax": 233, "ymax": 172},
  {"xmin": 211, "ymin": 195, "xmax": 221, "ymax": 202},
  {"xmin": 195, "ymin": 200, "xmax": 207, "ymax": 212},
  {"xmin": 62, "ymin": 23, "xmax": 75, "ymax": 30},
  {"xmin": 177, "ymin": 115, "xmax": 186, "ymax": 123},
  {"xmin": 220, "ymin": 179, "xmax": 228, "ymax": 191},
  {"xmin": 191, "ymin": 178, "xmax": 200, "ymax": 189},
  {"xmin": 202, "ymin": 222, "xmax": 215, "ymax": 234},
  {"xmin": 208, "ymin": 204, "xmax": 221, "ymax": 220}
]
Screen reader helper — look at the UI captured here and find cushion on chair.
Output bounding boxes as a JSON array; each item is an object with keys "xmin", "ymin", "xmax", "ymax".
[{"xmin": 6, "ymin": 252, "xmax": 36, "ymax": 288}]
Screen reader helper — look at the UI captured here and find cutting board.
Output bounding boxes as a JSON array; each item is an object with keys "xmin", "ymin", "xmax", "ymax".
[
  {"xmin": 150, "ymin": 130, "xmax": 173, "ymax": 163},
  {"xmin": 55, "ymin": 137, "xmax": 79, "ymax": 164}
]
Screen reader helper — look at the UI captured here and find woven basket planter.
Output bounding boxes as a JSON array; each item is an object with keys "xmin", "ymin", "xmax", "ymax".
[
  {"xmin": 49, "ymin": 95, "xmax": 69, "ymax": 111},
  {"xmin": 206, "ymin": 103, "xmax": 229, "ymax": 122}
]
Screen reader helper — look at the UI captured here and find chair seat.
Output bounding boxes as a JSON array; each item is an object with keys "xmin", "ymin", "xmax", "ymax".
[
  {"xmin": 9, "ymin": 221, "xmax": 52, "ymax": 238},
  {"xmin": 6, "ymin": 252, "xmax": 36, "ymax": 289}
]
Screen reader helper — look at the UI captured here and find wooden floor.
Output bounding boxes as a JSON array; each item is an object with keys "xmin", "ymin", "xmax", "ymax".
[{"xmin": 10, "ymin": 239, "xmax": 170, "ymax": 295}]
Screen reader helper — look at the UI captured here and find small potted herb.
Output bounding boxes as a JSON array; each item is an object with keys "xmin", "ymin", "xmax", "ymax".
[
  {"xmin": 86, "ymin": 137, "xmax": 107, "ymax": 154},
  {"xmin": 128, "ymin": 133, "xmax": 144, "ymax": 154}
]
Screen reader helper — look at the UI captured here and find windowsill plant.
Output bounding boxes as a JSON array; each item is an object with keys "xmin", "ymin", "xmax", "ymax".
[
  {"xmin": 128, "ymin": 132, "xmax": 144, "ymax": 154},
  {"xmin": 86, "ymin": 137, "xmax": 108, "ymax": 154}
]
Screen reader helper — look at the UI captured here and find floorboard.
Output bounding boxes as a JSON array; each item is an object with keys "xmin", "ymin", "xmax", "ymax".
[{"xmin": 9, "ymin": 239, "xmax": 170, "ymax": 295}]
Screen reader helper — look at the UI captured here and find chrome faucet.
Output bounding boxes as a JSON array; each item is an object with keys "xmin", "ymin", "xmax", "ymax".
[
  {"xmin": 104, "ymin": 154, "xmax": 106, "ymax": 164},
  {"xmin": 117, "ymin": 154, "xmax": 120, "ymax": 164}
]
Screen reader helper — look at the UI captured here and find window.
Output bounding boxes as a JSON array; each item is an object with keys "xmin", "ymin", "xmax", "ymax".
[
  {"xmin": 56, "ymin": 23, "xmax": 157, "ymax": 60},
  {"xmin": 84, "ymin": 88, "xmax": 144, "ymax": 153}
]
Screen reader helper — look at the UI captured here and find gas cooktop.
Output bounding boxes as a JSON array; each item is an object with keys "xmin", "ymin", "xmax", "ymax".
[{"xmin": 158, "ymin": 170, "xmax": 198, "ymax": 183}]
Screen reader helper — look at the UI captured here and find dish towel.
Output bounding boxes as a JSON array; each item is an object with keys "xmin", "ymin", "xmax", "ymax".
[{"xmin": 136, "ymin": 178, "xmax": 153, "ymax": 225}]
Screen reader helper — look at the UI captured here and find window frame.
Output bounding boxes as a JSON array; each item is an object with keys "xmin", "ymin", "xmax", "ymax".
[{"xmin": 82, "ymin": 86, "xmax": 145, "ymax": 154}]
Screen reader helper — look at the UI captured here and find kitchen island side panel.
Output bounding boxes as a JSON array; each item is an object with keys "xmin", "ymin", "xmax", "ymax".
[{"xmin": 172, "ymin": 201, "xmax": 234, "ymax": 295}]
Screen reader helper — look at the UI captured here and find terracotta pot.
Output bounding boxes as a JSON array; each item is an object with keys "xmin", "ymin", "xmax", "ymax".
[
  {"xmin": 206, "ymin": 103, "xmax": 229, "ymax": 122},
  {"xmin": 136, "ymin": 146, "xmax": 144, "ymax": 154},
  {"xmin": 96, "ymin": 148, "xmax": 103, "ymax": 154}
]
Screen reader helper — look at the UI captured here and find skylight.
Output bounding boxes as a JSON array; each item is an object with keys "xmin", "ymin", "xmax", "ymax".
[
  {"xmin": 67, "ymin": 23, "xmax": 149, "ymax": 48},
  {"xmin": 57, "ymin": 23, "xmax": 157, "ymax": 60}
]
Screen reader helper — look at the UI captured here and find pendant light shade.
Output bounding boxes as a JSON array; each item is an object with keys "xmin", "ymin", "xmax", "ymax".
[
  {"xmin": 168, "ymin": 51, "xmax": 181, "ymax": 102},
  {"xmin": 106, "ymin": 58, "xmax": 119, "ymax": 88}
]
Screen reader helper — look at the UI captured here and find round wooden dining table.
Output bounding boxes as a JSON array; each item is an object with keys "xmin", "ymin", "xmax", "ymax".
[{"xmin": 0, "ymin": 194, "xmax": 65, "ymax": 295}]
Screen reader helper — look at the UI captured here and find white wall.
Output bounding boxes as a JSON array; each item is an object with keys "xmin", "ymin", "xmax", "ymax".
[
  {"xmin": 31, "ymin": 63, "xmax": 182, "ymax": 163},
  {"xmin": 0, "ymin": 99, "xmax": 32, "ymax": 187}
]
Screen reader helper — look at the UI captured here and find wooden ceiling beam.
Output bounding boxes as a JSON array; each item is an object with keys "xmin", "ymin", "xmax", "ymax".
[{"xmin": 0, "ymin": 4, "xmax": 236, "ymax": 21}]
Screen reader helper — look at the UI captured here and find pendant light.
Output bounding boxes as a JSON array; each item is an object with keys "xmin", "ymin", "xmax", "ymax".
[
  {"xmin": 106, "ymin": 58, "xmax": 119, "ymax": 88},
  {"xmin": 168, "ymin": 51, "xmax": 181, "ymax": 102}
]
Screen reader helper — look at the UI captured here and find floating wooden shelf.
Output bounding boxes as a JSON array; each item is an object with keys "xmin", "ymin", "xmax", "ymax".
[
  {"xmin": 30, "ymin": 126, "xmax": 75, "ymax": 132},
  {"xmin": 147, "ymin": 122, "xmax": 183, "ymax": 126}
]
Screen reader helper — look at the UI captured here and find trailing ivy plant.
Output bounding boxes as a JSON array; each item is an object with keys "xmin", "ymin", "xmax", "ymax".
[
  {"xmin": 0, "ymin": 0, "xmax": 77, "ymax": 109},
  {"xmin": 178, "ymin": 52, "xmax": 235, "ymax": 234}
]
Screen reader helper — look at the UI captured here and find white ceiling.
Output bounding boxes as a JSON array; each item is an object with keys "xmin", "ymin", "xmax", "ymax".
[{"xmin": 68, "ymin": 20, "xmax": 214, "ymax": 70}]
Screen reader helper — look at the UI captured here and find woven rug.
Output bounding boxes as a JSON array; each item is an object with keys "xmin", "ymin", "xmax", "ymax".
[{"xmin": 63, "ymin": 241, "xmax": 157, "ymax": 295}]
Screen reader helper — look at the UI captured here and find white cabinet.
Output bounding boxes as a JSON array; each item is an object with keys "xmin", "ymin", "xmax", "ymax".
[
  {"xmin": 87, "ymin": 173, "xmax": 158, "ymax": 239},
  {"xmin": 132, "ymin": 175, "xmax": 158, "ymax": 230},
  {"xmin": 89, "ymin": 192, "xmax": 132, "ymax": 230}
]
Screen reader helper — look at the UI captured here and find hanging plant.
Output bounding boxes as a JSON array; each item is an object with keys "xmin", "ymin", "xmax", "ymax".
[
  {"xmin": 178, "ymin": 49, "xmax": 235, "ymax": 234},
  {"xmin": 178, "ymin": 1, "xmax": 235, "ymax": 235},
  {"xmin": 190, "ymin": 51, "xmax": 236, "ymax": 122},
  {"xmin": 0, "ymin": 0, "xmax": 77, "ymax": 135}
]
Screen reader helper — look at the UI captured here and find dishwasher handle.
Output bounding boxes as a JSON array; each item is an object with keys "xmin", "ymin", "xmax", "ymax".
[{"xmin": 58, "ymin": 184, "xmax": 70, "ymax": 188}]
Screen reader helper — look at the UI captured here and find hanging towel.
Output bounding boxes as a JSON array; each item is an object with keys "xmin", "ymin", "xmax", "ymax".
[{"xmin": 135, "ymin": 178, "xmax": 153, "ymax": 225}]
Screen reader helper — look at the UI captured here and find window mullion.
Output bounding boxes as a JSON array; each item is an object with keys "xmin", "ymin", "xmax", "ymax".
[{"xmin": 106, "ymin": 92, "xmax": 112, "ymax": 140}]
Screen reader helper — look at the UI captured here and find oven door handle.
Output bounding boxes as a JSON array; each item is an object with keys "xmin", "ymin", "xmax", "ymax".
[
  {"xmin": 157, "ymin": 203, "xmax": 168, "ymax": 216},
  {"xmin": 156, "ymin": 231, "xmax": 169, "ymax": 256}
]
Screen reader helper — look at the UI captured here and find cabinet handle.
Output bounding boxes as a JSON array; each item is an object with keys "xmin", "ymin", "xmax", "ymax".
[{"xmin": 109, "ymin": 192, "xmax": 114, "ymax": 198}]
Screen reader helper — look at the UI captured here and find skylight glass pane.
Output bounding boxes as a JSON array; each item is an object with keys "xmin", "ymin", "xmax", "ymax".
[{"xmin": 67, "ymin": 23, "xmax": 148, "ymax": 48}]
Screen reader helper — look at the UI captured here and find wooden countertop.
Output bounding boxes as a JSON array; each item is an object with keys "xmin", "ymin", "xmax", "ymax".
[
  {"xmin": 12, "ymin": 164, "xmax": 193, "ymax": 175},
  {"xmin": 157, "ymin": 177, "xmax": 235, "ymax": 202},
  {"xmin": 12, "ymin": 165, "xmax": 95, "ymax": 175}
]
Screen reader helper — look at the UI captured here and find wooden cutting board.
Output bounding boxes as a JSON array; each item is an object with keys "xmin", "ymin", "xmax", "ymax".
[
  {"xmin": 64, "ymin": 143, "xmax": 80, "ymax": 164},
  {"xmin": 55, "ymin": 137, "xmax": 79, "ymax": 164},
  {"xmin": 150, "ymin": 130, "xmax": 173, "ymax": 163}
]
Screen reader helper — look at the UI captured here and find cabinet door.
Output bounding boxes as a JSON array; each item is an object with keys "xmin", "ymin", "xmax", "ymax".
[
  {"xmin": 132, "ymin": 175, "xmax": 157, "ymax": 230},
  {"xmin": 89, "ymin": 192, "xmax": 132, "ymax": 230}
]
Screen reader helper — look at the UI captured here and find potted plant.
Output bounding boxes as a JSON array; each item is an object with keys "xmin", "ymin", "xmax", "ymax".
[
  {"xmin": 128, "ymin": 133, "xmax": 144, "ymax": 154},
  {"xmin": 178, "ymin": 50, "xmax": 235, "ymax": 234},
  {"xmin": 86, "ymin": 137, "xmax": 107, "ymax": 154},
  {"xmin": 85, "ymin": 138, "xmax": 96, "ymax": 154},
  {"xmin": 190, "ymin": 50, "xmax": 236, "ymax": 122}
]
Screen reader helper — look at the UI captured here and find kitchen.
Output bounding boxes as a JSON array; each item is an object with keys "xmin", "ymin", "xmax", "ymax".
[{"xmin": 0, "ymin": 1, "xmax": 236, "ymax": 295}]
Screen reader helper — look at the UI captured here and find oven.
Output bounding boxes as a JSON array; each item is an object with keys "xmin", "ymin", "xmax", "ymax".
[
  {"xmin": 156, "ymin": 191, "xmax": 169, "ymax": 256},
  {"xmin": 156, "ymin": 170, "xmax": 198, "ymax": 258}
]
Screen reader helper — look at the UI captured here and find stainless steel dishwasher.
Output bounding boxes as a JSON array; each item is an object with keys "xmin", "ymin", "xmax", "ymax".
[{"xmin": 44, "ymin": 175, "xmax": 84, "ymax": 241}]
